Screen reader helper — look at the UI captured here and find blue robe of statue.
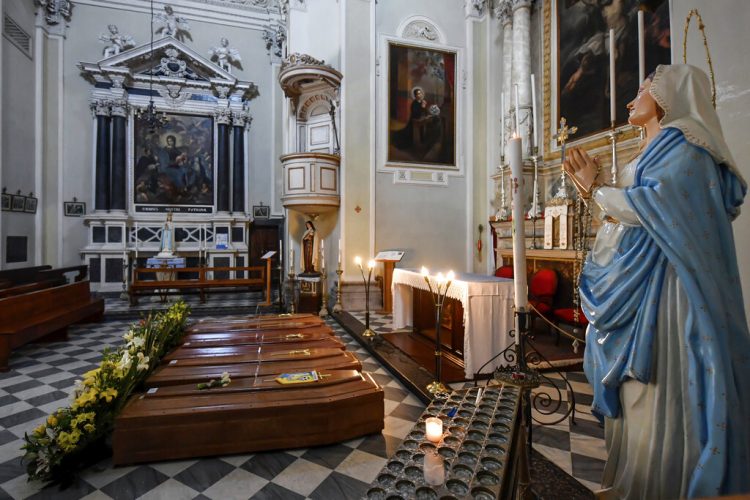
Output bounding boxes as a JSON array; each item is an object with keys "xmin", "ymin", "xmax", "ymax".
[{"xmin": 581, "ymin": 128, "xmax": 750, "ymax": 497}]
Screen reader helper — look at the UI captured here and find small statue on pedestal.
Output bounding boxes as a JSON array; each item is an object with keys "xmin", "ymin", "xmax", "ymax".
[
  {"xmin": 157, "ymin": 212, "xmax": 175, "ymax": 257},
  {"xmin": 99, "ymin": 25, "xmax": 135, "ymax": 58},
  {"xmin": 301, "ymin": 220, "xmax": 319, "ymax": 276}
]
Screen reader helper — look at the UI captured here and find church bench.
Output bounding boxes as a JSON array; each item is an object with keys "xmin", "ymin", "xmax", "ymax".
[
  {"xmin": 0, "ymin": 280, "xmax": 62, "ymax": 299},
  {"xmin": 129, "ymin": 265, "xmax": 269, "ymax": 305},
  {"xmin": 0, "ymin": 281, "xmax": 104, "ymax": 371},
  {"xmin": 0, "ymin": 265, "xmax": 52, "ymax": 286}
]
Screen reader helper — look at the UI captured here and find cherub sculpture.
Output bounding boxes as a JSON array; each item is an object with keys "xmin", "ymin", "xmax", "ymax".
[
  {"xmin": 209, "ymin": 37, "xmax": 242, "ymax": 73},
  {"xmin": 154, "ymin": 5, "xmax": 190, "ymax": 40},
  {"xmin": 99, "ymin": 24, "xmax": 135, "ymax": 58}
]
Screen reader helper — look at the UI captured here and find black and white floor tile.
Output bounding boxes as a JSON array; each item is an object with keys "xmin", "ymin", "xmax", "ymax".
[
  {"xmin": 0, "ymin": 315, "xmax": 425, "ymax": 499},
  {"xmin": 347, "ymin": 310, "xmax": 607, "ymax": 492},
  {"xmin": 0, "ymin": 304, "xmax": 607, "ymax": 499}
]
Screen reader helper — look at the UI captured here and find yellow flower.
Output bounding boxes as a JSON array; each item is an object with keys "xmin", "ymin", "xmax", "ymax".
[
  {"xmin": 34, "ymin": 424, "xmax": 46, "ymax": 437},
  {"xmin": 99, "ymin": 388, "xmax": 118, "ymax": 403},
  {"xmin": 47, "ymin": 415, "xmax": 58, "ymax": 427},
  {"xmin": 83, "ymin": 423, "xmax": 95, "ymax": 433}
]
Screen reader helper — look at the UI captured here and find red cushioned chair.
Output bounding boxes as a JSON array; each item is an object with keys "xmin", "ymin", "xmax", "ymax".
[
  {"xmin": 552, "ymin": 307, "xmax": 589, "ymax": 344},
  {"xmin": 528, "ymin": 269, "xmax": 558, "ymax": 326},
  {"xmin": 495, "ymin": 265, "xmax": 514, "ymax": 279}
]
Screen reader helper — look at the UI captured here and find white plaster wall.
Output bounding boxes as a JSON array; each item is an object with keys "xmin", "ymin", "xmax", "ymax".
[
  {"xmin": 53, "ymin": 2, "xmax": 280, "ymax": 266},
  {"xmin": 1, "ymin": 0, "xmax": 37, "ymax": 268},
  {"xmin": 288, "ymin": 0, "xmax": 340, "ymax": 69},
  {"xmin": 373, "ymin": 0, "xmax": 471, "ymax": 272},
  {"xmin": 670, "ymin": 0, "xmax": 750, "ymax": 324}
]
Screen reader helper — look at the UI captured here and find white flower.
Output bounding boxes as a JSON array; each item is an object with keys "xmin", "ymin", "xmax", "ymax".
[
  {"xmin": 136, "ymin": 352, "xmax": 150, "ymax": 371},
  {"xmin": 123, "ymin": 330, "xmax": 134, "ymax": 342},
  {"xmin": 118, "ymin": 351, "xmax": 132, "ymax": 371},
  {"xmin": 129, "ymin": 336, "xmax": 145, "ymax": 349}
]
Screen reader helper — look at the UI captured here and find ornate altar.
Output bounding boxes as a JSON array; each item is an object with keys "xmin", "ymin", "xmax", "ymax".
[{"xmin": 78, "ymin": 36, "xmax": 258, "ymax": 292}]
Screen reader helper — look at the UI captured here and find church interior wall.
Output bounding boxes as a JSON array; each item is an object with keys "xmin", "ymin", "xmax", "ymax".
[
  {"xmin": 470, "ymin": 16, "xmax": 489, "ymax": 273},
  {"xmin": 372, "ymin": 0, "xmax": 472, "ymax": 272},
  {"xmin": 34, "ymin": 0, "xmax": 283, "ymax": 269},
  {"xmin": 671, "ymin": 0, "xmax": 750, "ymax": 320},
  {"xmin": 1, "ymin": 0, "xmax": 37, "ymax": 269}
]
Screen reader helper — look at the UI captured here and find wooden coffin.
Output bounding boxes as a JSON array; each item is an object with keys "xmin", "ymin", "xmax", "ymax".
[
  {"xmin": 113, "ymin": 370, "xmax": 384, "ymax": 465},
  {"xmin": 186, "ymin": 315, "xmax": 324, "ymax": 334},
  {"xmin": 147, "ymin": 349, "xmax": 362, "ymax": 387},
  {"xmin": 182, "ymin": 326, "xmax": 337, "ymax": 347},
  {"xmin": 163, "ymin": 336, "xmax": 346, "ymax": 362}
]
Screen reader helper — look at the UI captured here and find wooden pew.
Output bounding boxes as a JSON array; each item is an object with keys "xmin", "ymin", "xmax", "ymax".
[
  {"xmin": 0, "ymin": 281, "xmax": 104, "ymax": 371},
  {"xmin": 0, "ymin": 280, "xmax": 61, "ymax": 299}
]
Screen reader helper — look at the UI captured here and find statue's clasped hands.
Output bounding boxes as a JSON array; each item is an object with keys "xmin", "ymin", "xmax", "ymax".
[{"xmin": 562, "ymin": 147, "xmax": 601, "ymax": 199}]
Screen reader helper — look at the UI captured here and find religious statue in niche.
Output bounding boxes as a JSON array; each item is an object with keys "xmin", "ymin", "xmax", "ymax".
[
  {"xmin": 209, "ymin": 38, "xmax": 242, "ymax": 73},
  {"xmin": 98, "ymin": 25, "xmax": 135, "ymax": 58},
  {"xmin": 301, "ymin": 220, "xmax": 319, "ymax": 275},
  {"xmin": 157, "ymin": 212, "xmax": 176, "ymax": 257},
  {"xmin": 557, "ymin": 0, "xmax": 670, "ymax": 137},
  {"xmin": 133, "ymin": 113, "xmax": 213, "ymax": 213},
  {"xmin": 155, "ymin": 5, "xmax": 191, "ymax": 41},
  {"xmin": 388, "ymin": 43, "xmax": 456, "ymax": 167}
]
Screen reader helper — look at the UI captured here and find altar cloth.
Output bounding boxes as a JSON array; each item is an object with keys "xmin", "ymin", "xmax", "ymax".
[{"xmin": 391, "ymin": 269, "xmax": 515, "ymax": 378}]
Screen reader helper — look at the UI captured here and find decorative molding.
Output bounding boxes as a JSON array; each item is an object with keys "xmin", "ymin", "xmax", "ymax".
[
  {"xmin": 158, "ymin": 84, "xmax": 193, "ymax": 107},
  {"xmin": 90, "ymin": 99, "xmax": 112, "ymax": 117},
  {"xmin": 110, "ymin": 99, "xmax": 130, "ymax": 117},
  {"xmin": 465, "ymin": 0, "xmax": 488, "ymax": 19},
  {"xmin": 35, "ymin": 0, "xmax": 72, "ymax": 26},
  {"xmin": 262, "ymin": 22, "xmax": 286, "ymax": 61},
  {"xmin": 280, "ymin": 52, "xmax": 324, "ymax": 71},
  {"xmin": 155, "ymin": 5, "xmax": 191, "ymax": 41},
  {"xmin": 494, "ymin": 0, "xmax": 513, "ymax": 26},
  {"xmin": 214, "ymin": 106, "xmax": 233, "ymax": 125},
  {"xmin": 98, "ymin": 25, "xmax": 135, "ymax": 58},
  {"xmin": 402, "ymin": 20, "xmax": 439, "ymax": 42},
  {"xmin": 510, "ymin": 0, "xmax": 533, "ymax": 13},
  {"xmin": 208, "ymin": 37, "xmax": 242, "ymax": 73}
]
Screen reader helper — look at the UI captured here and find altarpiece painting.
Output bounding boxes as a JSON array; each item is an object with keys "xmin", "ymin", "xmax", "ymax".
[
  {"xmin": 557, "ymin": 0, "xmax": 671, "ymax": 138},
  {"xmin": 134, "ymin": 113, "xmax": 214, "ymax": 211},
  {"xmin": 387, "ymin": 43, "xmax": 456, "ymax": 167}
]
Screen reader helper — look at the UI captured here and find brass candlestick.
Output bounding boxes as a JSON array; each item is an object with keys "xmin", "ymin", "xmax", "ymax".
[
  {"xmin": 319, "ymin": 271, "xmax": 329, "ymax": 318},
  {"xmin": 333, "ymin": 268, "xmax": 344, "ymax": 313},
  {"xmin": 287, "ymin": 271, "xmax": 297, "ymax": 314}
]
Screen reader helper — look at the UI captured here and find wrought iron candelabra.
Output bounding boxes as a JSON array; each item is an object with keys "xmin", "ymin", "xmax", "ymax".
[
  {"xmin": 286, "ymin": 270, "xmax": 297, "ymax": 314},
  {"xmin": 421, "ymin": 267, "xmax": 454, "ymax": 396},
  {"xmin": 319, "ymin": 271, "xmax": 329, "ymax": 318},
  {"xmin": 355, "ymin": 257, "xmax": 375, "ymax": 338}
]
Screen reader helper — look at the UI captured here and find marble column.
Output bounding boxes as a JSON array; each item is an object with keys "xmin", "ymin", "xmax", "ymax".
[
  {"xmin": 92, "ymin": 100, "xmax": 111, "ymax": 211},
  {"xmin": 215, "ymin": 108, "xmax": 232, "ymax": 213},
  {"xmin": 110, "ymin": 99, "xmax": 128, "ymax": 212},
  {"xmin": 511, "ymin": 0, "xmax": 533, "ymax": 158},
  {"xmin": 497, "ymin": 1, "xmax": 513, "ymax": 161},
  {"xmin": 231, "ymin": 112, "xmax": 247, "ymax": 213}
]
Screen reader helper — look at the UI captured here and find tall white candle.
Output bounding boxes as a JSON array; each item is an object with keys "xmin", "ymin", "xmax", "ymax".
[
  {"xmin": 290, "ymin": 248, "xmax": 294, "ymax": 272},
  {"xmin": 609, "ymin": 28, "xmax": 616, "ymax": 126},
  {"xmin": 637, "ymin": 10, "xmax": 645, "ymax": 84},
  {"xmin": 508, "ymin": 136, "xmax": 528, "ymax": 311},
  {"xmin": 500, "ymin": 92, "xmax": 505, "ymax": 158},
  {"xmin": 530, "ymin": 74, "xmax": 538, "ymax": 149},
  {"xmin": 514, "ymin": 84, "xmax": 521, "ymax": 135},
  {"xmin": 337, "ymin": 239, "xmax": 342, "ymax": 267}
]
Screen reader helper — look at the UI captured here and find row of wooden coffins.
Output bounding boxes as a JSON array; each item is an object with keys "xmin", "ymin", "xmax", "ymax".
[{"xmin": 113, "ymin": 314, "xmax": 384, "ymax": 465}]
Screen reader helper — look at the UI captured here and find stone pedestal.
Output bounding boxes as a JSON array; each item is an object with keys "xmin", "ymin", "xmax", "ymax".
[{"xmin": 341, "ymin": 280, "xmax": 383, "ymax": 312}]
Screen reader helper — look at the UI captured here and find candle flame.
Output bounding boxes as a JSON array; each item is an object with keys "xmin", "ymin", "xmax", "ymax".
[
  {"xmin": 436, "ymin": 272, "xmax": 445, "ymax": 283},
  {"xmin": 421, "ymin": 266, "xmax": 429, "ymax": 276},
  {"xmin": 354, "ymin": 256, "xmax": 362, "ymax": 266},
  {"xmin": 447, "ymin": 270, "xmax": 455, "ymax": 281},
  {"xmin": 367, "ymin": 259, "xmax": 375, "ymax": 269}
]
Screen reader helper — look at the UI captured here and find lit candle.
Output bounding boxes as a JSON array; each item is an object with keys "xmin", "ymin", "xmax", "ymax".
[
  {"xmin": 367, "ymin": 259, "xmax": 375, "ymax": 270},
  {"xmin": 424, "ymin": 451, "xmax": 444, "ymax": 485},
  {"xmin": 425, "ymin": 417, "xmax": 443, "ymax": 443},
  {"xmin": 637, "ymin": 10, "xmax": 645, "ymax": 84},
  {"xmin": 421, "ymin": 266, "xmax": 429, "ymax": 277},
  {"xmin": 530, "ymin": 73, "xmax": 538, "ymax": 149},
  {"xmin": 279, "ymin": 239, "xmax": 282, "ymax": 257},
  {"xmin": 446, "ymin": 270, "xmax": 455, "ymax": 283},
  {"xmin": 508, "ymin": 135, "xmax": 528, "ymax": 312},
  {"xmin": 337, "ymin": 239, "xmax": 342, "ymax": 267},
  {"xmin": 290, "ymin": 248, "xmax": 294, "ymax": 272},
  {"xmin": 514, "ymin": 84, "xmax": 521, "ymax": 136},
  {"xmin": 354, "ymin": 256, "xmax": 362, "ymax": 269},
  {"xmin": 609, "ymin": 28, "xmax": 616, "ymax": 126}
]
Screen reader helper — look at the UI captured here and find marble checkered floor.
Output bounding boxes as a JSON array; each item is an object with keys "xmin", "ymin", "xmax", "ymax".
[
  {"xmin": 0, "ymin": 316, "xmax": 425, "ymax": 499},
  {"xmin": 347, "ymin": 310, "xmax": 607, "ymax": 492},
  {"xmin": 103, "ymin": 291, "xmax": 274, "ymax": 317}
]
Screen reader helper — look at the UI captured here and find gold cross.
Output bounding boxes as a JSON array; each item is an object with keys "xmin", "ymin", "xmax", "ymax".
[{"xmin": 554, "ymin": 117, "xmax": 578, "ymax": 163}]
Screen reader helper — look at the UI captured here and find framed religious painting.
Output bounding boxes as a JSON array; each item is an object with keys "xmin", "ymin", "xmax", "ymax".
[
  {"xmin": 64, "ymin": 201, "xmax": 86, "ymax": 217},
  {"xmin": 386, "ymin": 42, "xmax": 457, "ymax": 168},
  {"xmin": 24, "ymin": 194, "xmax": 37, "ymax": 214},
  {"xmin": 133, "ymin": 112, "xmax": 214, "ymax": 213},
  {"xmin": 1, "ymin": 193, "xmax": 10, "ymax": 212},
  {"xmin": 543, "ymin": 0, "xmax": 671, "ymax": 148},
  {"xmin": 11, "ymin": 194, "xmax": 26, "ymax": 212}
]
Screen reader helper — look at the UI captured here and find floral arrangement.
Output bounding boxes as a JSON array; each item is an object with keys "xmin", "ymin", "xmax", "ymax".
[
  {"xmin": 22, "ymin": 301, "xmax": 190, "ymax": 483},
  {"xmin": 197, "ymin": 371, "xmax": 231, "ymax": 390}
]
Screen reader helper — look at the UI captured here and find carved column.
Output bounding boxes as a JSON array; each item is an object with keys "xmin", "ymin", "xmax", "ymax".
[
  {"xmin": 92, "ymin": 100, "xmax": 112, "ymax": 211},
  {"xmin": 497, "ymin": 1, "xmax": 513, "ymax": 160},
  {"xmin": 511, "ymin": 0, "xmax": 533, "ymax": 158},
  {"xmin": 215, "ymin": 108, "xmax": 232, "ymax": 213},
  {"xmin": 110, "ymin": 99, "xmax": 128, "ymax": 212},
  {"xmin": 232, "ymin": 111, "xmax": 250, "ymax": 214}
]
